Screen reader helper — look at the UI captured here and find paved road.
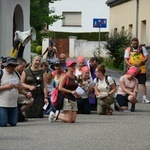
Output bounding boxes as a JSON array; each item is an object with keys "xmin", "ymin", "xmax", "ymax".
[
  {"xmin": 1, "ymin": 69, "xmax": 150, "ymax": 150},
  {"xmin": 0, "ymin": 103, "xmax": 150, "ymax": 150}
]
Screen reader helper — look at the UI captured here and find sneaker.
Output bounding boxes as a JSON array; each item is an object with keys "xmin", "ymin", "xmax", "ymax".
[
  {"xmin": 54, "ymin": 110, "xmax": 60, "ymax": 122},
  {"xmin": 131, "ymin": 105, "xmax": 135, "ymax": 112},
  {"xmin": 142, "ymin": 98, "xmax": 150, "ymax": 104},
  {"xmin": 48, "ymin": 111, "xmax": 54, "ymax": 122}
]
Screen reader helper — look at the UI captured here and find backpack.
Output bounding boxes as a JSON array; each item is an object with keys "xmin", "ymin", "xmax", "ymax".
[
  {"xmin": 130, "ymin": 46, "xmax": 144, "ymax": 55},
  {"xmin": 96, "ymin": 75, "xmax": 116, "ymax": 86},
  {"xmin": 51, "ymin": 75, "xmax": 69, "ymax": 110}
]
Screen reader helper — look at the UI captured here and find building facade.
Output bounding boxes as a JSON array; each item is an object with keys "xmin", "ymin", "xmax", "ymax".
[
  {"xmin": 49, "ymin": 0, "xmax": 109, "ymax": 33},
  {"xmin": 106, "ymin": 0, "xmax": 150, "ymax": 46},
  {"xmin": 0, "ymin": 0, "xmax": 30, "ymax": 62}
]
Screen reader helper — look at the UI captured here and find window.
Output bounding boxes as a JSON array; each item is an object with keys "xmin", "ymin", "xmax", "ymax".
[
  {"xmin": 121, "ymin": 26, "xmax": 125, "ymax": 31},
  {"xmin": 62, "ymin": 12, "xmax": 82, "ymax": 27},
  {"xmin": 114, "ymin": 28, "xmax": 117, "ymax": 32},
  {"xmin": 128, "ymin": 24, "xmax": 133, "ymax": 34},
  {"xmin": 50, "ymin": 7, "xmax": 55, "ymax": 13},
  {"xmin": 141, "ymin": 20, "xmax": 146, "ymax": 44}
]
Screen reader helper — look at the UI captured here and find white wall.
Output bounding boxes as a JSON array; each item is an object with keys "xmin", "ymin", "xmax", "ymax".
[
  {"xmin": 0, "ymin": 0, "xmax": 30, "ymax": 62},
  {"xmin": 42, "ymin": 37, "xmax": 108, "ymax": 58},
  {"xmin": 49, "ymin": 0, "xmax": 109, "ymax": 32}
]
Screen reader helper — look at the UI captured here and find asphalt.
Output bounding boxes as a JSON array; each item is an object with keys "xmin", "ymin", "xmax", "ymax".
[{"xmin": 1, "ymin": 69, "xmax": 150, "ymax": 150}]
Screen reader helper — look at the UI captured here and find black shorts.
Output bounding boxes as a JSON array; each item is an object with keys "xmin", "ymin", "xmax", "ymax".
[
  {"xmin": 136, "ymin": 73, "xmax": 147, "ymax": 84},
  {"xmin": 116, "ymin": 94, "xmax": 129, "ymax": 107}
]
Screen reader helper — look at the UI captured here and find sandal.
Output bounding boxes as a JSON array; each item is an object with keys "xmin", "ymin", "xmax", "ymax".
[{"xmin": 107, "ymin": 108, "xmax": 113, "ymax": 115}]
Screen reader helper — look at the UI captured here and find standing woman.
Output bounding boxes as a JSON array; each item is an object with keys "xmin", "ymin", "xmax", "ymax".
[
  {"xmin": 94, "ymin": 65, "xmax": 116, "ymax": 115},
  {"xmin": 49, "ymin": 60, "xmax": 79, "ymax": 123},
  {"xmin": 21, "ymin": 56, "xmax": 48, "ymax": 118}
]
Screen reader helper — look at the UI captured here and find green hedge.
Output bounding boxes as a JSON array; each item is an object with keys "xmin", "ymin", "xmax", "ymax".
[{"xmin": 40, "ymin": 31, "xmax": 108, "ymax": 41}]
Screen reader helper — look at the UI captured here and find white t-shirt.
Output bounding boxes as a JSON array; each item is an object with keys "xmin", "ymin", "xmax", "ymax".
[
  {"xmin": 0, "ymin": 69, "xmax": 19, "ymax": 107},
  {"xmin": 94, "ymin": 76, "xmax": 116, "ymax": 97}
]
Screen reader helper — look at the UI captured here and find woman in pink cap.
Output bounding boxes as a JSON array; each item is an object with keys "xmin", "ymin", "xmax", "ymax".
[
  {"xmin": 116, "ymin": 66, "xmax": 139, "ymax": 112},
  {"xmin": 49, "ymin": 60, "xmax": 80, "ymax": 123},
  {"xmin": 77, "ymin": 66, "xmax": 93, "ymax": 114},
  {"xmin": 75, "ymin": 56, "xmax": 85, "ymax": 77}
]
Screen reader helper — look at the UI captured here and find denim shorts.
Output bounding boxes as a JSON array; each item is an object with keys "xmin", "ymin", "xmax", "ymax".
[{"xmin": 63, "ymin": 98, "xmax": 78, "ymax": 111}]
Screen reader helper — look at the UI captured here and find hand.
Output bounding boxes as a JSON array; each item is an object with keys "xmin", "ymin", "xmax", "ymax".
[
  {"xmin": 29, "ymin": 86, "xmax": 36, "ymax": 91},
  {"xmin": 6, "ymin": 84, "xmax": 14, "ymax": 90},
  {"xmin": 44, "ymin": 98, "xmax": 49, "ymax": 104},
  {"xmin": 71, "ymin": 91, "xmax": 80, "ymax": 98},
  {"xmin": 13, "ymin": 84, "xmax": 20, "ymax": 89},
  {"xmin": 26, "ymin": 92, "xmax": 32, "ymax": 98},
  {"xmin": 131, "ymin": 92, "xmax": 137, "ymax": 99}
]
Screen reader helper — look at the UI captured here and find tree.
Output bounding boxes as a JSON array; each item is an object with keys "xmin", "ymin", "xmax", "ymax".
[
  {"xmin": 105, "ymin": 31, "xmax": 132, "ymax": 69},
  {"xmin": 30, "ymin": 0, "xmax": 63, "ymax": 44}
]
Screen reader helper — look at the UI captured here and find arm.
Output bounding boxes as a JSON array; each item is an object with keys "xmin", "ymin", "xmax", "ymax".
[
  {"xmin": 0, "ymin": 84, "xmax": 14, "ymax": 92},
  {"xmin": 43, "ymin": 72, "xmax": 49, "ymax": 104},
  {"xmin": 93, "ymin": 85, "xmax": 100, "ymax": 96},
  {"xmin": 108, "ymin": 83, "xmax": 116, "ymax": 96},
  {"xmin": 124, "ymin": 58, "xmax": 132, "ymax": 67}
]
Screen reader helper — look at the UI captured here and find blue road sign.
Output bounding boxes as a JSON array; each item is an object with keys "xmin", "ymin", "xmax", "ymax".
[{"xmin": 93, "ymin": 18, "xmax": 107, "ymax": 28}]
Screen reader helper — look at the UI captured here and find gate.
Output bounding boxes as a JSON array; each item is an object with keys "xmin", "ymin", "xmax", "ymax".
[{"xmin": 54, "ymin": 39, "xmax": 69, "ymax": 58}]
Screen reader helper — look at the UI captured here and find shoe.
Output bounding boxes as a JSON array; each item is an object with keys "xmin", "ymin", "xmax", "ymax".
[
  {"xmin": 131, "ymin": 105, "xmax": 135, "ymax": 112},
  {"xmin": 142, "ymin": 98, "xmax": 150, "ymax": 104},
  {"xmin": 48, "ymin": 111, "xmax": 54, "ymax": 122},
  {"xmin": 54, "ymin": 110, "xmax": 60, "ymax": 122},
  {"xmin": 114, "ymin": 100, "xmax": 119, "ymax": 111}
]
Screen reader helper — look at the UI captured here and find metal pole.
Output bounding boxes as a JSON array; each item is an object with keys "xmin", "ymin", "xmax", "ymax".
[
  {"xmin": 136, "ymin": 0, "xmax": 139, "ymax": 38},
  {"xmin": 99, "ymin": 28, "xmax": 100, "ymax": 49}
]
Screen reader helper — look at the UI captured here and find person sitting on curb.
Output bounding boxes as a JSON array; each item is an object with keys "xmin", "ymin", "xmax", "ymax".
[
  {"xmin": 116, "ymin": 66, "xmax": 139, "ymax": 112},
  {"xmin": 94, "ymin": 65, "xmax": 116, "ymax": 115}
]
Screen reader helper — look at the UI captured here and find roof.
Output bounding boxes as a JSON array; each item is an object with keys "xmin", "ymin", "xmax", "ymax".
[{"xmin": 106, "ymin": 0, "xmax": 130, "ymax": 7}]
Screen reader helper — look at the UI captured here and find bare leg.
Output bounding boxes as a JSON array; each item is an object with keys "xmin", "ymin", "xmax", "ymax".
[
  {"xmin": 141, "ymin": 84, "xmax": 147, "ymax": 96},
  {"xmin": 21, "ymin": 101, "xmax": 33, "ymax": 112},
  {"xmin": 54, "ymin": 111, "xmax": 75, "ymax": 123}
]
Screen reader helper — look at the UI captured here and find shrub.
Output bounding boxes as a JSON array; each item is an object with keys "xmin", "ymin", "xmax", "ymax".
[
  {"xmin": 36, "ymin": 45, "xmax": 42, "ymax": 54},
  {"xmin": 31, "ymin": 42, "xmax": 38, "ymax": 53},
  {"xmin": 105, "ymin": 30, "xmax": 132, "ymax": 70}
]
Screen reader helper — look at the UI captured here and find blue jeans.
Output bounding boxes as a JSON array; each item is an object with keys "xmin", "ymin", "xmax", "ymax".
[
  {"xmin": 45, "ymin": 104, "xmax": 56, "ymax": 114},
  {"xmin": 0, "ymin": 107, "xmax": 18, "ymax": 127}
]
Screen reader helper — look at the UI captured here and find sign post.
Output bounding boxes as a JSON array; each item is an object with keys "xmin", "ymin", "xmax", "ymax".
[{"xmin": 93, "ymin": 18, "xmax": 107, "ymax": 49}]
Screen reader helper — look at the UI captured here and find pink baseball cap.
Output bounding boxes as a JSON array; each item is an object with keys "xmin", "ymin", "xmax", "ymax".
[{"xmin": 66, "ymin": 60, "xmax": 76, "ymax": 67}]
